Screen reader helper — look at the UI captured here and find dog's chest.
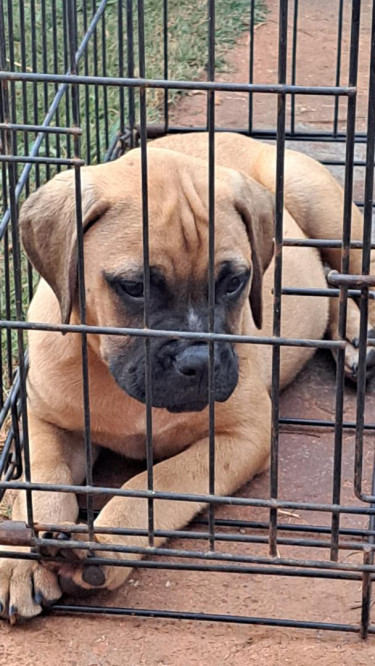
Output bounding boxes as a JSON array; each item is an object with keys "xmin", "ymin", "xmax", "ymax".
[{"xmin": 90, "ymin": 404, "xmax": 206, "ymax": 461}]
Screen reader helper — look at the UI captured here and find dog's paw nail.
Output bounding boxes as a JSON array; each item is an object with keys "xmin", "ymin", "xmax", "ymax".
[
  {"xmin": 82, "ymin": 565, "xmax": 106, "ymax": 587},
  {"xmin": 0, "ymin": 602, "xmax": 3, "ymax": 614},
  {"xmin": 9, "ymin": 605, "xmax": 18, "ymax": 624},
  {"xmin": 34, "ymin": 592, "xmax": 43, "ymax": 605},
  {"xmin": 352, "ymin": 337, "xmax": 359, "ymax": 349}
]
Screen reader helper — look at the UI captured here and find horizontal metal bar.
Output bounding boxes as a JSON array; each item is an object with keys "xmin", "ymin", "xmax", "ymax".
[
  {"xmin": 0, "ymin": 549, "xmax": 363, "ymax": 580},
  {"xmin": 281, "ymin": 287, "xmax": 375, "ymax": 299},
  {"xmin": 283, "ymin": 238, "xmax": 375, "ymax": 249},
  {"xmin": 327, "ymin": 270, "xmax": 375, "ymax": 288},
  {"xmin": 0, "ymin": 521, "xmax": 32, "ymax": 546},
  {"xmin": 0, "ymin": 319, "xmax": 346, "ymax": 349},
  {"xmin": 165, "ymin": 125, "xmax": 370, "ymax": 143},
  {"xmin": 2, "ymin": 538, "xmax": 375, "ymax": 575},
  {"xmin": 33, "ymin": 518, "xmax": 375, "ymax": 543},
  {"xmin": 320, "ymin": 160, "xmax": 371, "ymax": 168},
  {"xmin": 0, "ymin": 479, "xmax": 374, "ymax": 514},
  {"xmin": 205, "ymin": 517, "xmax": 375, "ymax": 540},
  {"xmin": 0, "ymin": 154, "xmax": 84, "ymax": 166},
  {"xmin": 48, "ymin": 605, "xmax": 368, "ymax": 632},
  {"xmin": 280, "ymin": 416, "xmax": 375, "ymax": 431},
  {"xmin": 25, "ymin": 536, "xmax": 375, "ymax": 572},
  {"xmin": 130, "ymin": 125, "xmax": 375, "ymax": 168},
  {"xmin": 0, "ymin": 71, "xmax": 357, "ymax": 96},
  {"xmin": 0, "ymin": 520, "xmax": 371, "ymax": 553},
  {"xmin": 0, "ymin": 122, "xmax": 82, "ymax": 135}
]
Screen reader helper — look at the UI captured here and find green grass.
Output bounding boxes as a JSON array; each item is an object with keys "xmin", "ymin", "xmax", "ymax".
[
  {"xmin": 0, "ymin": 0, "xmax": 267, "ymax": 400},
  {"xmin": 2, "ymin": 0, "xmax": 267, "ymax": 162}
]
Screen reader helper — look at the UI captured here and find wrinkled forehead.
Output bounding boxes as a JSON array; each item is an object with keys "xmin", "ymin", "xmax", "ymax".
[
  {"xmin": 89, "ymin": 154, "xmax": 251, "ymax": 282},
  {"xmin": 92, "ymin": 196, "xmax": 251, "ymax": 284}
]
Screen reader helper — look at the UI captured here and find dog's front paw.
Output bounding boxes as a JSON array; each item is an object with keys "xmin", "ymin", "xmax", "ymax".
[
  {"xmin": 329, "ymin": 294, "xmax": 375, "ymax": 382},
  {"xmin": 42, "ymin": 529, "xmax": 131, "ymax": 597},
  {"xmin": 0, "ymin": 550, "xmax": 61, "ymax": 624}
]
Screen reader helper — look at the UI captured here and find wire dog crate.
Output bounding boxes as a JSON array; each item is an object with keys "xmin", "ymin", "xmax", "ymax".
[{"xmin": 1, "ymin": 0, "xmax": 375, "ymax": 636}]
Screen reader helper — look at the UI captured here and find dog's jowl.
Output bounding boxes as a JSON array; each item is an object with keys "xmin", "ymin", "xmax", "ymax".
[{"xmin": 1, "ymin": 132, "xmax": 375, "ymax": 623}]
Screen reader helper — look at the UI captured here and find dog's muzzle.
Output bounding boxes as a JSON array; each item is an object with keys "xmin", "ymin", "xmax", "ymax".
[{"xmin": 109, "ymin": 340, "xmax": 239, "ymax": 413}]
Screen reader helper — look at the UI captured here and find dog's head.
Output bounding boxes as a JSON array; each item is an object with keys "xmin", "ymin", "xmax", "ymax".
[{"xmin": 20, "ymin": 148, "xmax": 274, "ymax": 413}]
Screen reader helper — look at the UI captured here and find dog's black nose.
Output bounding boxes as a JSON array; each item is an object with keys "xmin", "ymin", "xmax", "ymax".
[{"xmin": 174, "ymin": 344, "xmax": 210, "ymax": 379}]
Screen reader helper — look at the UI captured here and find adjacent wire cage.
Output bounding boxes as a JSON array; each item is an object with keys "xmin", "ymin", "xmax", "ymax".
[{"xmin": 1, "ymin": 0, "xmax": 375, "ymax": 636}]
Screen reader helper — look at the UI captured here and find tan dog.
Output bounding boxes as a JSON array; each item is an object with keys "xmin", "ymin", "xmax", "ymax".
[{"xmin": 1, "ymin": 133, "xmax": 374, "ymax": 623}]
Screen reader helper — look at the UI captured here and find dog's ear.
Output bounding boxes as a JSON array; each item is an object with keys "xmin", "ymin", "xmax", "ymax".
[
  {"xmin": 233, "ymin": 174, "xmax": 275, "ymax": 329},
  {"xmin": 20, "ymin": 169, "xmax": 109, "ymax": 324}
]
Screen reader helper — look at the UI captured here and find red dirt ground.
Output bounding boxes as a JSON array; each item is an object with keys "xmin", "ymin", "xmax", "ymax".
[{"xmin": 1, "ymin": 1, "xmax": 375, "ymax": 663}]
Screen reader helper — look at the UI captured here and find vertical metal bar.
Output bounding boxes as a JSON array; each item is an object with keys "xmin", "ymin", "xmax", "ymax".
[
  {"xmin": 0, "ymin": 2, "xmax": 33, "ymax": 529},
  {"xmin": 207, "ymin": 0, "xmax": 216, "ymax": 551},
  {"xmin": 101, "ymin": 9, "xmax": 109, "ymax": 150},
  {"xmin": 3, "ymin": 225, "xmax": 12, "ymax": 386},
  {"xmin": 248, "ymin": 0, "xmax": 255, "ymax": 134},
  {"xmin": 82, "ymin": 0, "xmax": 91, "ymax": 165},
  {"xmin": 30, "ymin": 0, "xmax": 40, "ymax": 186},
  {"xmin": 290, "ymin": 0, "xmax": 299, "ymax": 135},
  {"xmin": 354, "ymin": 15, "xmax": 375, "ymax": 639},
  {"xmin": 117, "ymin": 0, "xmax": 125, "ymax": 135},
  {"xmin": 1, "ymin": 1, "xmax": 13, "ymax": 386},
  {"xmin": 269, "ymin": 0, "xmax": 288, "ymax": 559},
  {"xmin": 18, "ymin": 0, "xmax": 29, "ymax": 187},
  {"xmin": 92, "ymin": 0, "xmax": 100, "ymax": 162},
  {"xmin": 127, "ymin": 0, "xmax": 135, "ymax": 147},
  {"xmin": 18, "ymin": 0, "xmax": 33, "ymax": 303},
  {"xmin": 360, "ymin": 549, "xmax": 372, "ymax": 638},
  {"xmin": 354, "ymin": 0, "xmax": 375, "ymax": 502},
  {"xmin": 62, "ymin": 0, "xmax": 72, "ymax": 160},
  {"xmin": 5, "ymin": 0, "xmax": 21, "ymax": 409},
  {"xmin": 361, "ymin": 457, "xmax": 375, "ymax": 637},
  {"xmin": 330, "ymin": 0, "xmax": 361, "ymax": 561},
  {"xmin": 354, "ymin": 6, "xmax": 375, "ymax": 503},
  {"xmin": 138, "ymin": 0, "xmax": 154, "ymax": 547},
  {"xmin": 334, "ymin": 0, "xmax": 344, "ymax": 137},
  {"xmin": 0, "ymin": 0, "xmax": 11, "ymax": 399},
  {"xmin": 41, "ymin": 0, "xmax": 50, "ymax": 181},
  {"xmin": 51, "ymin": 0, "xmax": 62, "ymax": 172},
  {"xmin": 163, "ymin": 0, "xmax": 169, "ymax": 132},
  {"xmin": 5, "ymin": 0, "xmax": 16, "ymax": 148},
  {"xmin": 0, "ymin": 264, "xmax": 3, "ymax": 408},
  {"xmin": 67, "ymin": 0, "xmax": 95, "ymax": 542}
]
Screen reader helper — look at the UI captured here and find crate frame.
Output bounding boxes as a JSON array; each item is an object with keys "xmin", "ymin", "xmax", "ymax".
[{"xmin": 0, "ymin": 0, "xmax": 375, "ymax": 636}]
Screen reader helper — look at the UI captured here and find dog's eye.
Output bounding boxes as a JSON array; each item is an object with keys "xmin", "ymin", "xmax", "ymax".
[
  {"xmin": 121, "ymin": 281, "xmax": 144, "ymax": 298},
  {"xmin": 225, "ymin": 275, "xmax": 243, "ymax": 296}
]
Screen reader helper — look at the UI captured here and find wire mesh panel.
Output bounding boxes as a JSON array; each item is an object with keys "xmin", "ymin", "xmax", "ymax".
[{"xmin": 0, "ymin": 0, "xmax": 375, "ymax": 636}]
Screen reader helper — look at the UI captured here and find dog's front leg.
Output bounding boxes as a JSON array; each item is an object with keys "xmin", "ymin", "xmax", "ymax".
[
  {"xmin": 0, "ymin": 411, "xmax": 91, "ymax": 622},
  {"xmin": 54, "ymin": 391, "xmax": 271, "ymax": 595}
]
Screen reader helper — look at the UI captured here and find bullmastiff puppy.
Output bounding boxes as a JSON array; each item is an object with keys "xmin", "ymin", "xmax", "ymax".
[{"xmin": 1, "ymin": 132, "xmax": 374, "ymax": 623}]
